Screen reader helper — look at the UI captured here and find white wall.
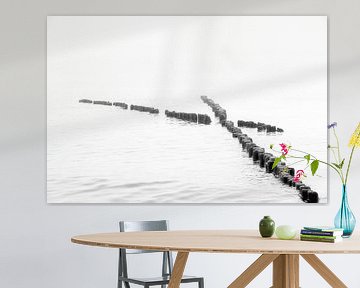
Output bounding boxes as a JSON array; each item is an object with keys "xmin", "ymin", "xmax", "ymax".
[{"xmin": 0, "ymin": 1, "xmax": 359, "ymax": 287}]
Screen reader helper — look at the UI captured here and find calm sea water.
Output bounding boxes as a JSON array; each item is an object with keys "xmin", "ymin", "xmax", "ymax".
[{"xmin": 47, "ymin": 89, "xmax": 327, "ymax": 203}]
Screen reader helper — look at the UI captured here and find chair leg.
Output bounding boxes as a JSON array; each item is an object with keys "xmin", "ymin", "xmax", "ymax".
[{"xmin": 198, "ymin": 278, "xmax": 204, "ymax": 288}]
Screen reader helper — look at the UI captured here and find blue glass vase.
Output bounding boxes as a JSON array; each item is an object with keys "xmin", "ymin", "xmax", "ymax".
[{"xmin": 334, "ymin": 185, "xmax": 356, "ymax": 237}]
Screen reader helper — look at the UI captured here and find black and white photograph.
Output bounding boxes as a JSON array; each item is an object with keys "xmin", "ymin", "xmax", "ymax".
[{"xmin": 47, "ymin": 16, "xmax": 327, "ymax": 203}]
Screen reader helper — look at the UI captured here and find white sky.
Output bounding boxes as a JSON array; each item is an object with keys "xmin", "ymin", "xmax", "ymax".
[{"xmin": 47, "ymin": 16, "xmax": 327, "ymax": 104}]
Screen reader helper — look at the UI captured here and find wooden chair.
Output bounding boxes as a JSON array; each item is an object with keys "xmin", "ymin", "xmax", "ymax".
[{"xmin": 118, "ymin": 220, "xmax": 204, "ymax": 288}]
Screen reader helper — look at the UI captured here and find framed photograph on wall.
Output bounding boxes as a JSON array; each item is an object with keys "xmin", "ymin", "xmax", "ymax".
[{"xmin": 47, "ymin": 16, "xmax": 327, "ymax": 203}]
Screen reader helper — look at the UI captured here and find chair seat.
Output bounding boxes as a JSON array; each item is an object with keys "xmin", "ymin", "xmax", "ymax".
[{"xmin": 119, "ymin": 275, "xmax": 203, "ymax": 286}]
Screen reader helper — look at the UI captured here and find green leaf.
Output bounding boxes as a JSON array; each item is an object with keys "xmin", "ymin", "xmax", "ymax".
[
  {"xmin": 332, "ymin": 159, "xmax": 345, "ymax": 170},
  {"xmin": 304, "ymin": 154, "xmax": 311, "ymax": 164},
  {"xmin": 332, "ymin": 163, "xmax": 341, "ymax": 169},
  {"xmin": 272, "ymin": 157, "xmax": 281, "ymax": 169},
  {"xmin": 270, "ymin": 144, "xmax": 274, "ymax": 149},
  {"xmin": 310, "ymin": 160, "xmax": 319, "ymax": 176},
  {"xmin": 339, "ymin": 159, "xmax": 345, "ymax": 169}
]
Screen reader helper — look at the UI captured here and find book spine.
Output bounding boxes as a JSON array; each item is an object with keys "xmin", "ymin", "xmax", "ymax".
[
  {"xmin": 300, "ymin": 234, "xmax": 337, "ymax": 240},
  {"xmin": 300, "ymin": 237, "xmax": 336, "ymax": 243},
  {"xmin": 301, "ymin": 230, "xmax": 335, "ymax": 236}
]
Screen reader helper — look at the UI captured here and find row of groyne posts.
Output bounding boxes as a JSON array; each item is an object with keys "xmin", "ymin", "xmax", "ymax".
[
  {"xmin": 200, "ymin": 95, "xmax": 319, "ymax": 203},
  {"xmin": 165, "ymin": 110, "xmax": 211, "ymax": 125},
  {"xmin": 79, "ymin": 99, "xmax": 211, "ymax": 125},
  {"xmin": 237, "ymin": 120, "xmax": 284, "ymax": 133},
  {"xmin": 80, "ymin": 97, "xmax": 318, "ymax": 203}
]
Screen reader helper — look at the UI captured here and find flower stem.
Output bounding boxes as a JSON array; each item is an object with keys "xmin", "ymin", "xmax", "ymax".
[
  {"xmin": 286, "ymin": 155, "xmax": 344, "ymax": 182},
  {"xmin": 345, "ymin": 130, "xmax": 360, "ymax": 185},
  {"xmin": 333, "ymin": 127, "xmax": 342, "ymax": 165},
  {"xmin": 330, "ymin": 148, "xmax": 338, "ymax": 164},
  {"xmin": 333, "ymin": 127, "xmax": 346, "ymax": 181},
  {"xmin": 290, "ymin": 148, "xmax": 318, "ymax": 159},
  {"xmin": 345, "ymin": 145, "xmax": 356, "ymax": 185},
  {"xmin": 286, "ymin": 159, "xmax": 306, "ymax": 166},
  {"xmin": 271, "ymin": 146, "xmax": 344, "ymax": 183}
]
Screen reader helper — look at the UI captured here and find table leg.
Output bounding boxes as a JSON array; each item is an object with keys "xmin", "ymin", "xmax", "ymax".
[
  {"xmin": 168, "ymin": 252, "xmax": 189, "ymax": 288},
  {"xmin": 228, "ymin": 254, "xmax": 279, "ymax": 288},
  {"xmin": 229, "ymin": 253, "xmax": 348, "ymax": 288},
  {"xmin": 301, "ymin": 254, "xmax": 347, "ymax": 288},
  {"xmin": 272, "ymin": 254, "xmax": 299, "ymax": 288}
]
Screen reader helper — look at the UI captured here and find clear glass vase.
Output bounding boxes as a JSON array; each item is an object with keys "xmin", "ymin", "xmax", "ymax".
[{"xmin": 334, "ymin": 185, "xmax": 356, "ymax": 237}]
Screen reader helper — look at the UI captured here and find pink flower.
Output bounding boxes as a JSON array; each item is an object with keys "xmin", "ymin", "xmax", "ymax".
[
  {"xmin": 279, "ymin": 143, "xmax": 289, "ymax": 155},
  {"xmin": 293, "ymin": 170, "xmax": 305, "ymax": 183}
]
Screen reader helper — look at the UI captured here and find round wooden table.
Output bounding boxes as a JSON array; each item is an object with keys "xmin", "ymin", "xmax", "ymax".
[{"xmin": 72, "ymin": 230, "xmax": 360, "ymax": 288}]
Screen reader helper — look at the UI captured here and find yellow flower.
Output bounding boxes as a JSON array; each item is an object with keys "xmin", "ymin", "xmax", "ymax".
[{"xmin": 349, "ymin": 122, "xmax": 360, "ymax": 148}]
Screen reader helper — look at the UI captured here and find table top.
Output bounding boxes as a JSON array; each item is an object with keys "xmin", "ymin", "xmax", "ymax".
[{"xmin": 71, "ymin": 230, "xmax": 360, "ymax": 254}]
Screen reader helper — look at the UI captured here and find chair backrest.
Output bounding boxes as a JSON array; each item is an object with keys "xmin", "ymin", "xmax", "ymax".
[
  {"xmin": 119, "ymin": 220, "xmax": 169, "ymax": 254},
  {"xmin": 118, "ymin": 220, "xmax": 174, "ymax": 282}
]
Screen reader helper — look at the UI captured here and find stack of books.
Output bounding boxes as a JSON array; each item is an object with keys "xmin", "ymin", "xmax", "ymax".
[{"xmin": 300, "ymin": 226, "xmax": 344, "ymax": 243}]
